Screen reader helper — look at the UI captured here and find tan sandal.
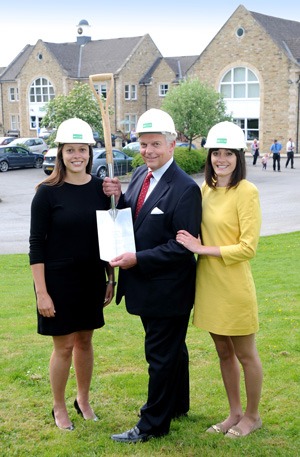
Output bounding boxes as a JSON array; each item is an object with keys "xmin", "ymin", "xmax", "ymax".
[
  {"xmin": 206, "ymin": 423, "xmax": 227, "ymax": 434},
  {"xmin": 226, "ymin": 418, "xmax": 262, "ymax": 439}
]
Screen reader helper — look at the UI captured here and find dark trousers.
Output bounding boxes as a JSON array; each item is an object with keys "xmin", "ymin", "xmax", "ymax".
[
  {"xmin": 285, "ymin": 151, "xmax": 294, "ymax": 168},
  {"xmin": 137, "ymin": 313, "xmax": 190, "ymax": 436},
  {"xmin": 252, "ymin": 150, "xmax": 259, "ymax": 165},
  {"xmin": 273, "ymin": 153, "xmax": 281, "ymax": 171}
]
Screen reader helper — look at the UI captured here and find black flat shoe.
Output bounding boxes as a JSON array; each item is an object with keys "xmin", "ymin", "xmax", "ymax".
[
  {"xmin": 52, "ymin": 409, "xmax": 74, "ymax": 431},
  {"xmin": 74, "ymin": 399, "xmax": 99, "ymax": 421},
  {"xmin": 111, "ymin": 426, "xmax": 155, "ymax": 443}
]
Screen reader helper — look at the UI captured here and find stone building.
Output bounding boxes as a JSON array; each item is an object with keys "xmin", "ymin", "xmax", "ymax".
[
  {"xmin": 188, "ymin": 5, "xmax": 300, "ymax": 152},
  {"xmin": 0, "ymin": 5, "xmax": 300, "ymax": 152},
  {"xmin": 0, "ymin": 20, "xmax": 197, "ymax": 141}
]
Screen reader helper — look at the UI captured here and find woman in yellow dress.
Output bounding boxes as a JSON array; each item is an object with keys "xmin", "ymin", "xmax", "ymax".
[{"xmin": 177, "ymin": 121, "xmax": 263, "ymax": 439}]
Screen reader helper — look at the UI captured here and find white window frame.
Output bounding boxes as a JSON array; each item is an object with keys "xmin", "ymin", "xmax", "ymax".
[
  {"xmin": 11, "ymin": 114, "xmax": 20, "ymax": 131},
  {"xmin": 124, "ymin": 84, "xmax": 137, "ymax": 100},
  {"xmin": 220, "ymin": 67, "xmax": 259, "ymax": 99},
  {"xmin": 9, "ymin": 87, "xmax": 19, "ymax": 102},
  {"xmin": 29, "ymin": 78, "xmax": 55, "ymax": 103},
  {"xmin": 159, "ymin": 84, "xmax": 169, "ymax": 97},
  {"xmin": 123, "ymin": 114, "xmax": 137, "ymax": 134},
  {"xmin": 93, "ymin": 83, "xmax": 107, "ymax": 99},
  {"xmin": 234, "ymin": 118, "xmax": 260, "ymax": 141}
]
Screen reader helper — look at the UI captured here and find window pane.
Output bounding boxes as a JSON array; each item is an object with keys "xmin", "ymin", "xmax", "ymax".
[
  {"xmin": 247, "ymin": 119, "xmax": 259, "ymax": 129},
  {"xmin": 247, "ymin": 69, "xmax": 258, "ymax": 82},
  {"xmin": 220, "ymin": 85, "xmax": 231, "ymax": 98},
  {"xmin": 234, "ymin": 84, "xmax": 245, "ymax": 98},
  {"xmin": 222, "ymin": 70, "xmax": 232, "ymax": 82},
  {"xmin": 248, "ymin": 83, "xmax": 259, "ymax": 98},
  {"xmin": 234, "ymin": 67, "xmax": 245, "ymax": 82}
]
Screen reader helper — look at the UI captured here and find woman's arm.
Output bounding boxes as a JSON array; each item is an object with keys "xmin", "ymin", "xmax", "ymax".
[
  {"xmin": 176, "ymin": 230, "xmax": 221, "ymax": 257},
  {"xmin": 31, "ymin": 263, "xmax": 56, "ymax": 317}
]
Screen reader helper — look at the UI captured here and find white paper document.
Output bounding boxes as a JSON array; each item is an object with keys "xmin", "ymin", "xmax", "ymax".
[{"xmin": 96, "ymin": 208, "xmax": 136, "ymax": 261}]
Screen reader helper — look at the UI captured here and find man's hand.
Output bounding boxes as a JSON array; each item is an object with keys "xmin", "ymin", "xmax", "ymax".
[
  {"xmin": 109, "ymin": 253, "xmax": 137, "ymax": 269},
  {"xmin": 103, "ymin": 177, "xmax": 122, "ymax": 202}
]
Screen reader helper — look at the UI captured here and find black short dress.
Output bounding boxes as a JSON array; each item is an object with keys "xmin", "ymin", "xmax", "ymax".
[{"xmin": 29, "ymin": 176, "xmax": 110, "ymax": 336}]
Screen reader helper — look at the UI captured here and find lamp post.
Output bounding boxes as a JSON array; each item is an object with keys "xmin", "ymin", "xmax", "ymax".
[{"xmin": 296, "ymin": 76, "xmax": 300, "ymax": 154}]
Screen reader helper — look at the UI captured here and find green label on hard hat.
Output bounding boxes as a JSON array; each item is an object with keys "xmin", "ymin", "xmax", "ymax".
[
  {"xmin": 73, "ymin": 134, "xmax": 83, "ymax": 139},
  {"xmin": 143, "ymin": 122, "xmax": 153, "ymax": 128},
  {"xmin": 216, "ymin": 138, "xmax": 228, "ymax": 144}
]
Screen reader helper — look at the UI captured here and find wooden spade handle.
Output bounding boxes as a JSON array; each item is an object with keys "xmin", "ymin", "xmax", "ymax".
[{"xmin": 89, "ymin": 73, "xmax": 114, "ymax": 170}]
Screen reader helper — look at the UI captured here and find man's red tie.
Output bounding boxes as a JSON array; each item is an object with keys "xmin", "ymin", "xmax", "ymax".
[{"xmin": 135, "ymin": 172, "xmax": 153, "ymax": 219}]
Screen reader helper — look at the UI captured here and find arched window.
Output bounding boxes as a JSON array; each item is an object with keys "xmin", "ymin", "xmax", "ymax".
[
  {"xmin": 220, "ymin": 67, "xmax": 260, "ymax": 141},
  {"xmin": 29, "ymin": 78, "xmax": 55, "ymax": 103},
  {"xmin": 29, "ymin": 78, "xmax": 55, "ymax": 131},
  {"xmin": 220, "ymin": 67, "xmax": 259, "ymax": 99}
]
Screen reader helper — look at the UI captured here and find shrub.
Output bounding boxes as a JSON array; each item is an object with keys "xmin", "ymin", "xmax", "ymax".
[{"xmin": 132, "ymin": 147, "xmax": 207, "ymax": 174}]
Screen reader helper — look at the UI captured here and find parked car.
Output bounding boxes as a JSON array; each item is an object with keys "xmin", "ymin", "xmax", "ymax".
[
  {"xmin": 91, "ymin": 148, "xmax": 133, "ymax": 178},
  {"xmin": 42, "ymin": 147, "xmax": 58, "ymax": 175},
  {"xmin": 0, "ymin": 136, "xmax": 16, "ymax": 145},
  {"xmin": 38, "ymin": 128, "xmax": 54, "ymax": 140},
  {"xmin": 93, "ymin": 132, "xmax": 126, "ymax": 148},
  {"xmin": 123, "ymin": 141, "xmax": 140, "ymax": 152},
  {"xmin": 9, "ymin": 137, "xmax": 48, "ymax": 154},
  {"xmin": 0, "ymin": 145, "xmax": 44, "ymax": 172},
  {"xmin": 176, "ymin": 142, "xmax": 197, "ymax": 149}
]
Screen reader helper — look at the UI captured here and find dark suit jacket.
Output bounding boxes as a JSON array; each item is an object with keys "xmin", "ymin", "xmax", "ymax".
[{"xmin": 116, "ymin": 161, "xmax": 202, "ymax": 318}]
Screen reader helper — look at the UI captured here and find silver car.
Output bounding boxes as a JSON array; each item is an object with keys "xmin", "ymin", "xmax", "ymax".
[
  {"xmin": 91, "ymin": 148, "xmax": 133, "ymax": 178},
  {"xmin": 9, "ymin": 137, "xmax": 48, "ymax": 154}
]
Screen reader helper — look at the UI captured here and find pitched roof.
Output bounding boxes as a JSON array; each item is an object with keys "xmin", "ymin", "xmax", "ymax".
[
  {"xmin": 165, "ymin": 56, "xmax": 199, "ymax": 81},
  {"xmin": 0, "ymin": 35, "xmax": 153, "ymax": 82},
  {"xmin": 0, "ymin": 45, "xmax": 34, "ymax": 81},
  {"xmin": 45, "ymin": 35, "xmax": 146, "ymax": 78},
  {"xmin": 250, "ymin": 11, "xmax": 300, "ymax": 63}
]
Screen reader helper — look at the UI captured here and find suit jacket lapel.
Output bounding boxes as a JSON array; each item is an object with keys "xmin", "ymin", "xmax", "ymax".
[{"xmin": 134, "ymin": 162, "xmax": 176, "ymax": 229}]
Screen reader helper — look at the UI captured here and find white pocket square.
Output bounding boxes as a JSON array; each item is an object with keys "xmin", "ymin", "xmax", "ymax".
[{"xmin": 151, "ymin": 207, "xmax": 164, "ymax": 214}]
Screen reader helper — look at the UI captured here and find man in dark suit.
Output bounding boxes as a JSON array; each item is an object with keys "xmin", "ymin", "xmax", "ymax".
[{"xmin": 103, "ymin": 108, "xmax": 202, "ymax": 443}]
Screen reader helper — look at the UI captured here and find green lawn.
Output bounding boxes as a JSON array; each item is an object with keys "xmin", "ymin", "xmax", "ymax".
[{"xmin": 0, "ymin": 232, "xmax": 299, "ymax": 456}]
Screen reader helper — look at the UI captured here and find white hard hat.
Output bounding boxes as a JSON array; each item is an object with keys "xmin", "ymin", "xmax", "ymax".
[
  {"xmin": 205, "ymin": 121, "xmax": 246, "ymax": 150},
  {"xmin": 136, "ymin": 108, "xmax": 177, "ymax": 137},
  {"xmin": 54, "ymin": 118, "xmax": 95, "ymax": 145}
]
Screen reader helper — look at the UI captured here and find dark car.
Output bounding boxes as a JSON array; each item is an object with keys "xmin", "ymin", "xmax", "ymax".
[
  {"xmin": 0, "ymin": 146, "xmax": 44, "ymax": 172},
  {"xmin": 91, "ymin": 148, "xmax": 133, "ymax": 178},
  {"xmin": 42, "ymin": 147, "xmax": 57, "ymax": 175},
  {"xmin": 176, "ymin": 142, "xmax": 197, "ymax": 149}
]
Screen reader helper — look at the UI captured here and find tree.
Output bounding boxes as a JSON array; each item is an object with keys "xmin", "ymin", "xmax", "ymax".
[
  {"xmin": 161, "ymin": 78, "xmax": 230, "ymax": 150},
  {"xmin": 41, "ymin": 81, "xmax": 104, "ymax": 138}
]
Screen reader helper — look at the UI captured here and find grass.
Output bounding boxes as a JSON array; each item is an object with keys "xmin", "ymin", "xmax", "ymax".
[{"xmin": 0, "ymin": 232, "xmax": 299, "ymax": 456}]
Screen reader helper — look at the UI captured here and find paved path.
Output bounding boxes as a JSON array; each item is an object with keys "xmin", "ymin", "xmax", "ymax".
[{"xmin": 0, "ymin": 155, "xmax": 299, "ymax": 254}]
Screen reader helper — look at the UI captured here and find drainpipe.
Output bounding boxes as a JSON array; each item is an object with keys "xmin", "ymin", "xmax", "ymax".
[{"xmin": 296, "ymin": 76, "xmax": 300, "ymax": 154}]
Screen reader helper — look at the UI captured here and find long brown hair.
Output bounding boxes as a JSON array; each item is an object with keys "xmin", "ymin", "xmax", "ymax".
[
  {"xmin": 204, "ymin": 148, "xmax": 246, "ymax": 190},
  {"xmin": 35, "ymin": 144, "xmax": 94, "ymax": 190}
]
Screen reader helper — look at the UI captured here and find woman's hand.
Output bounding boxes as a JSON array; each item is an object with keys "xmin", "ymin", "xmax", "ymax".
[
  {"xmin": 176, "ymin": 229, "xmax": 202, "ymax": 254},
  {"xmin": 36, "ymin": 291, "xmax": 56, "ymax": 318},
  {"xmin": 103, "ymin": 283, "xmax": 115, "ymax": 307}
]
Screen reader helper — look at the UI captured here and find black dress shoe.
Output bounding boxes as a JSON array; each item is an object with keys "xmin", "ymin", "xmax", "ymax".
[
  {"xmin": 172, "ymin": 412, "xmax": 188, "ymax": 420},
  {"xmin": 52, "ymin": 409, "xmax": 74, "ymax": 431},
  {"xmin": 111, "ymin": 426, "xmax": 154, "ymax": 443},
  {"xmin": 74, "ymin": 399, "xmax": 99, "ymax": 421}
]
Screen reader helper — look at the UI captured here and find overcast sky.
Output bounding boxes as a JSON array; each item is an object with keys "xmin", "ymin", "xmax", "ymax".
[{"xmin": 1, "ymin": 1, "xmax": 300, "ymax": 67}]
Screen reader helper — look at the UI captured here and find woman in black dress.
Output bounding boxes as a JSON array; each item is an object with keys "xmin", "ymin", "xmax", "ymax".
[{"xmin": 29, "ymin": 118, "xmax": 115, "ymax": 430}]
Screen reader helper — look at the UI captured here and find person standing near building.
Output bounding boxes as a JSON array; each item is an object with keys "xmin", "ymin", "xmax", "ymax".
[
  {"xmin": 251, "ymin": 138, "xmax": 259, "ymax": 165},
  {"xmin": 103, "ymin": 108, "xmax": 202, "ymax": 443},
  {"xmin": 177, "ymin": 121, "xmax": 263, "ymax": 439},
  {"xmin": 270, "ymin": 139, "xmax": 282, "ymax": 171},
  {"xmin": 285, "ymin": 137, "xmax": 295, "ymax": 169},
  {"xmin": 29, "ymin": 118, "xmax": 115, "ymax": 431}
]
